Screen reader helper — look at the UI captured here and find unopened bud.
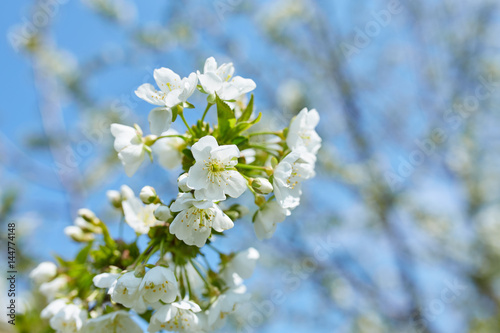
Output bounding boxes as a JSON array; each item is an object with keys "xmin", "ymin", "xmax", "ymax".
[
  {"xmin": 140, "ymin": 186, "xmax": 157, "ymax": 204},
  {"xmin": 64, "ymin": 226, "xmax": 94, "ymax": 242},
  {"xmin": 74, "ymin": 217, "xmax": 101, "ymax": 234},
  {"xmin": 154, "ymin": 206, "xmax": 172, "ymax": 221},
  {"xmin": 251, "ymin": 178, "xmax": 273, "ymax": 195},
  {"xmin": 78, "ymin": 208, "xmax": 97, "ymax": 223},
  {"xmin": 177, "ymin": 173, "xmax": 192, "ymax": 192},
  {"xmin": 270, "ymin": 157, "xmax": 279, "ymax": 168},
  {"xmin": 254, "ymin": 195, "xmax": 266, "ymax": 207},
  {"xmin": 134, "ymin": 264, "xmax": 146, "ymax": 278},
  {"xmin": 143, "ymin": 134, "xmax": 158, "ymax": 146},
  {"xmin": 106, "ymin": 190, "xmax": 122, "ymax": 208}
]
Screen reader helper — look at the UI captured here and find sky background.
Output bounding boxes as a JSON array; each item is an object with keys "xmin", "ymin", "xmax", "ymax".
[{"xmin": 2, "ymin": 1, "xmax": 499, "ymax": 333}]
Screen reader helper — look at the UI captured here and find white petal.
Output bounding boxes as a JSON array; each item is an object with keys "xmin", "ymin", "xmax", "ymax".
[
  {"xmin": 118, "ymin": 144, "xmax": 145, "ymax": 177},
  {"xmin": 93, "ymin": 273, "xmax": 119, "ymax": 288},
  {"xmin": 110, "ymin": 124, "xmax": 137, "ymax": 152},
  {"xmin": 203, "ymin": 57, "xmax": 217, "ymax": 73},
  {"xmin": 154, "ymin": 67, "xmax": 181, "ymax": 93},
  {"xmin": 223, "ymin": 170, "xmax": 247, "ymax": 198},
  {"xmin": 191, "ymin": 135, "xmax": 219, "ymax": 161},
  {"xmin": 198, "ymin": 72, "xmax": 223, "ymax": 95},
  {"xmin": 148, "ymin": 107, "xmax": 172, "ymax": 136},
  {"xmin": 135, "ymin": 83, "xmax": 165, "ymax": 106}
]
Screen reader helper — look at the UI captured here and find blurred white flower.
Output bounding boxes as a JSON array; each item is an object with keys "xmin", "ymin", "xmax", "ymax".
[
  {"xmin": 49, "ymin": 304, "xmax": 87, "ymax": 333},
  {"xmin": 148, "ymin": 300, "xmax": 201, "ymax": 333},
  {"xmin": 153, "ymin": 129, "xmax": 186, "ymax": 170},
  {"xmin": 221, "ymin": 247, "xmax": 260, "ymax": 286},
  {"xmin": 253, "ymin": 201, "xmax": 289, "ymax": 240},
  {"xmin": 273, "ymin": 149, "xmax": 315, "ymax": 210},
  {"xmin": 29, "ymin": 262, "xmax": 57, "ymax": 284},
  {"xmin": 122, "ymin": 192, "xmax": 161, "ymax": 234},
  {"xmin": 82, "ymin": 310, "xmax": 142, "ymax": 333},
  {"xmin": 40, "ymin": 277, "xmax": 67, "ymax": 301}
]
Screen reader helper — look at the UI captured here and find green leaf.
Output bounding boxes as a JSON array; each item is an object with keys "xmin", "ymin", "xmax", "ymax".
[
  {"xmin": 232, "ymin": 136, "xmax": 248, "ymax": 147},
  {"xmin": 238, "ymin": 94, "xmax": 254, "ymax": 122},
  {"xmin": 216, "ymin": 95, "xmax": 236, "ymax": 138},
  {"xmin": 75, "ymin": 242, "xmax": 93, "ymax": 264},
  {"xmin": 227, "ymin": 112, "xmax": 262, "ymax": 139}
]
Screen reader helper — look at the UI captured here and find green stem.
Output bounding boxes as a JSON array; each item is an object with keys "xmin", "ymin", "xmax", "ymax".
[
  {"xmin": 236, "ymin": 164, "xmax": 271, "ymax": 171},
  {"xmin": 179, "ymin": 112, "xmax": 196, "ymax": 137},
  {"xmin": 248, "ymin": 131, "xmax": 281, "ymax": 137},
  {"xmin": 183, "ymin": 265, "xmax": 193, "ymax": 297},
  {"xmin": 201, "ymin": 103, "xmax": 213, "ymax": 123},
  {"xmin": 155, "ymin": 134, "xmax": 188, "ymax": 141},
  {"xmin": 98, "ymin": 220, "xmax": 116, "ymax": 248},
  {"xmin": 189, "ymin": 259, "xmax": 210, "ymax": 290}
]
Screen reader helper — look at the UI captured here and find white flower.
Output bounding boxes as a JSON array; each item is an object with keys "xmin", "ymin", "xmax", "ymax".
[
  {"xmin": 41, "ymin": 299, "xmax": 68, "ymax": 319},
  {"xmin": 30, "ymin": 262, "xmax": 57, "ymax": 284},
  {"xmin": 197, "ymin": 57, "xmax": 256, "ymax": 101},
  {"xmin": 169, "ymin": 193, "xmax": 234, "ymax": 247},
  {"xmin": 108, "ymin": 272, "xmax": 147, "ymax": 314},
  {"xmin": 148, "ymin": 300, "xmax": 201, "ymax": 333},
  {"xmin": 40, "ymin": 276, "xmax": 67, "ymax": 301},
  {"xmin": 93, "ymin": 273, "xmax": 121, "ymax": 289},
  {"xmin": 153, "ymin": 129, "xmax": 186, "ymax": 170},
  {"xmin": 49, "ymin": 304, "xmax": 87, "ymax": 333},
  {"xmin": 177, "ymin": 173, "xmax": 192, "ymax": 192},
  {"xmin": 254, "ymin": 201, "xmax": 289, "ymax": 240},
  {"xmin": 122, "ymin": 190, "xmax": 161, "ymax": 234},
  {"xmin": 81, "ymin": 311, "xmax": 142, "ymax": 333},
  {"xmin": 286, "ymin": 108, "xmax": 321, "ymax": 160},
  {"xmin": 221, "ymin": 248, "xmax": 259, "ymax": 287},
  {"xmin": 273, "ymin": 149, "xmax": 315, "ymax": 210},
  {"xmin": 240, "ymin": 148, "xmax": 256, "ymax": 164},
  {"xmin": 120, "ymin": 185, "xmax": 135, "ymax": 200},
  {"xmin": 207, "ymin": 285, "xmax": 249, "ymax": 329},
  {"xmin": 107, "ymin": 190, "xmax": 121, "ymax": 207},
  {"xmin": 139, "ymin": 266, "xmax": 178, "ymax": 304},
  {"xmin": 110, "ymin": 123, "xmax": 146, "ymax": 176},
  {"xmin": 135, "ymin": 68, "xmax": 197, "ymax": 108},
  {"xmin": 187, "ymin": 136, "xmax": 247, "ymax": 201}
]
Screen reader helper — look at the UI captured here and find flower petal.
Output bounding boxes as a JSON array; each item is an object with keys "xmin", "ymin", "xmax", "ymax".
[
  {"xmin": 135, "ymin": 83, "xmax": 165, "ymax": 106},
  {"xmin": 148, "ymin": 107, "xmax": 172, "ymax": 136}
]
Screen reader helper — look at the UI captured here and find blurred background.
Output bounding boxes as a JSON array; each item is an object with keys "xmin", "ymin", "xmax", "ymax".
[{"xmin": 1, "ymin": 0, "xmax": 500, "ymax": 332}]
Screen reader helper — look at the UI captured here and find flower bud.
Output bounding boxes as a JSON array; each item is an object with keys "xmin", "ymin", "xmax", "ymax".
[
  {"xmin": 254, "ymin": 194, "xmax": 266, "ymax": 207},
  {"xmin": 29, "ymin": 262, "xmax": 57, "ymax": 284},
  {"xmin": 177, "ymin": 173, "xmax": 192, "ymax": 192},
  {"xmin": 106, "ymin": 190, "xmax": 122, "ymax": 208},
  {"xmin": 251, "ymin": 178, "xmax": 273, "ymax": 195},
  {"xmin": 77, "ymin": 208, "xmax": 96, "ymax": 223},
  {"xmin": 140, "ymin": 186, "xmax": 157, "ymax": 204},
  {"xmin": 270, "ymin": 157, "xmax": 279, "ymax": 168},
  {"xmin": 64, "ymin": 226, "xmax": 95, "ymax": 242},
  {"xmin": 143, "ymin": 134, "xmax": 158, "ymax": 146},
  {"xmin": 154, "ymin": 206, "xmax": 172, "ymax": 221},
  {"xmin": 134, "ymin": 264, "xmax": 146, "ymax": 278},
  {"xmin": 75, "ymin": 217, "xmax": 102, "ymax": 234}
]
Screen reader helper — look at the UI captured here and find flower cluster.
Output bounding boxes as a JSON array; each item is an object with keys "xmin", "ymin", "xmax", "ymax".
[{"xmin": 31, "ymin": 57, "xmax": 320, "ymax": 332}]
